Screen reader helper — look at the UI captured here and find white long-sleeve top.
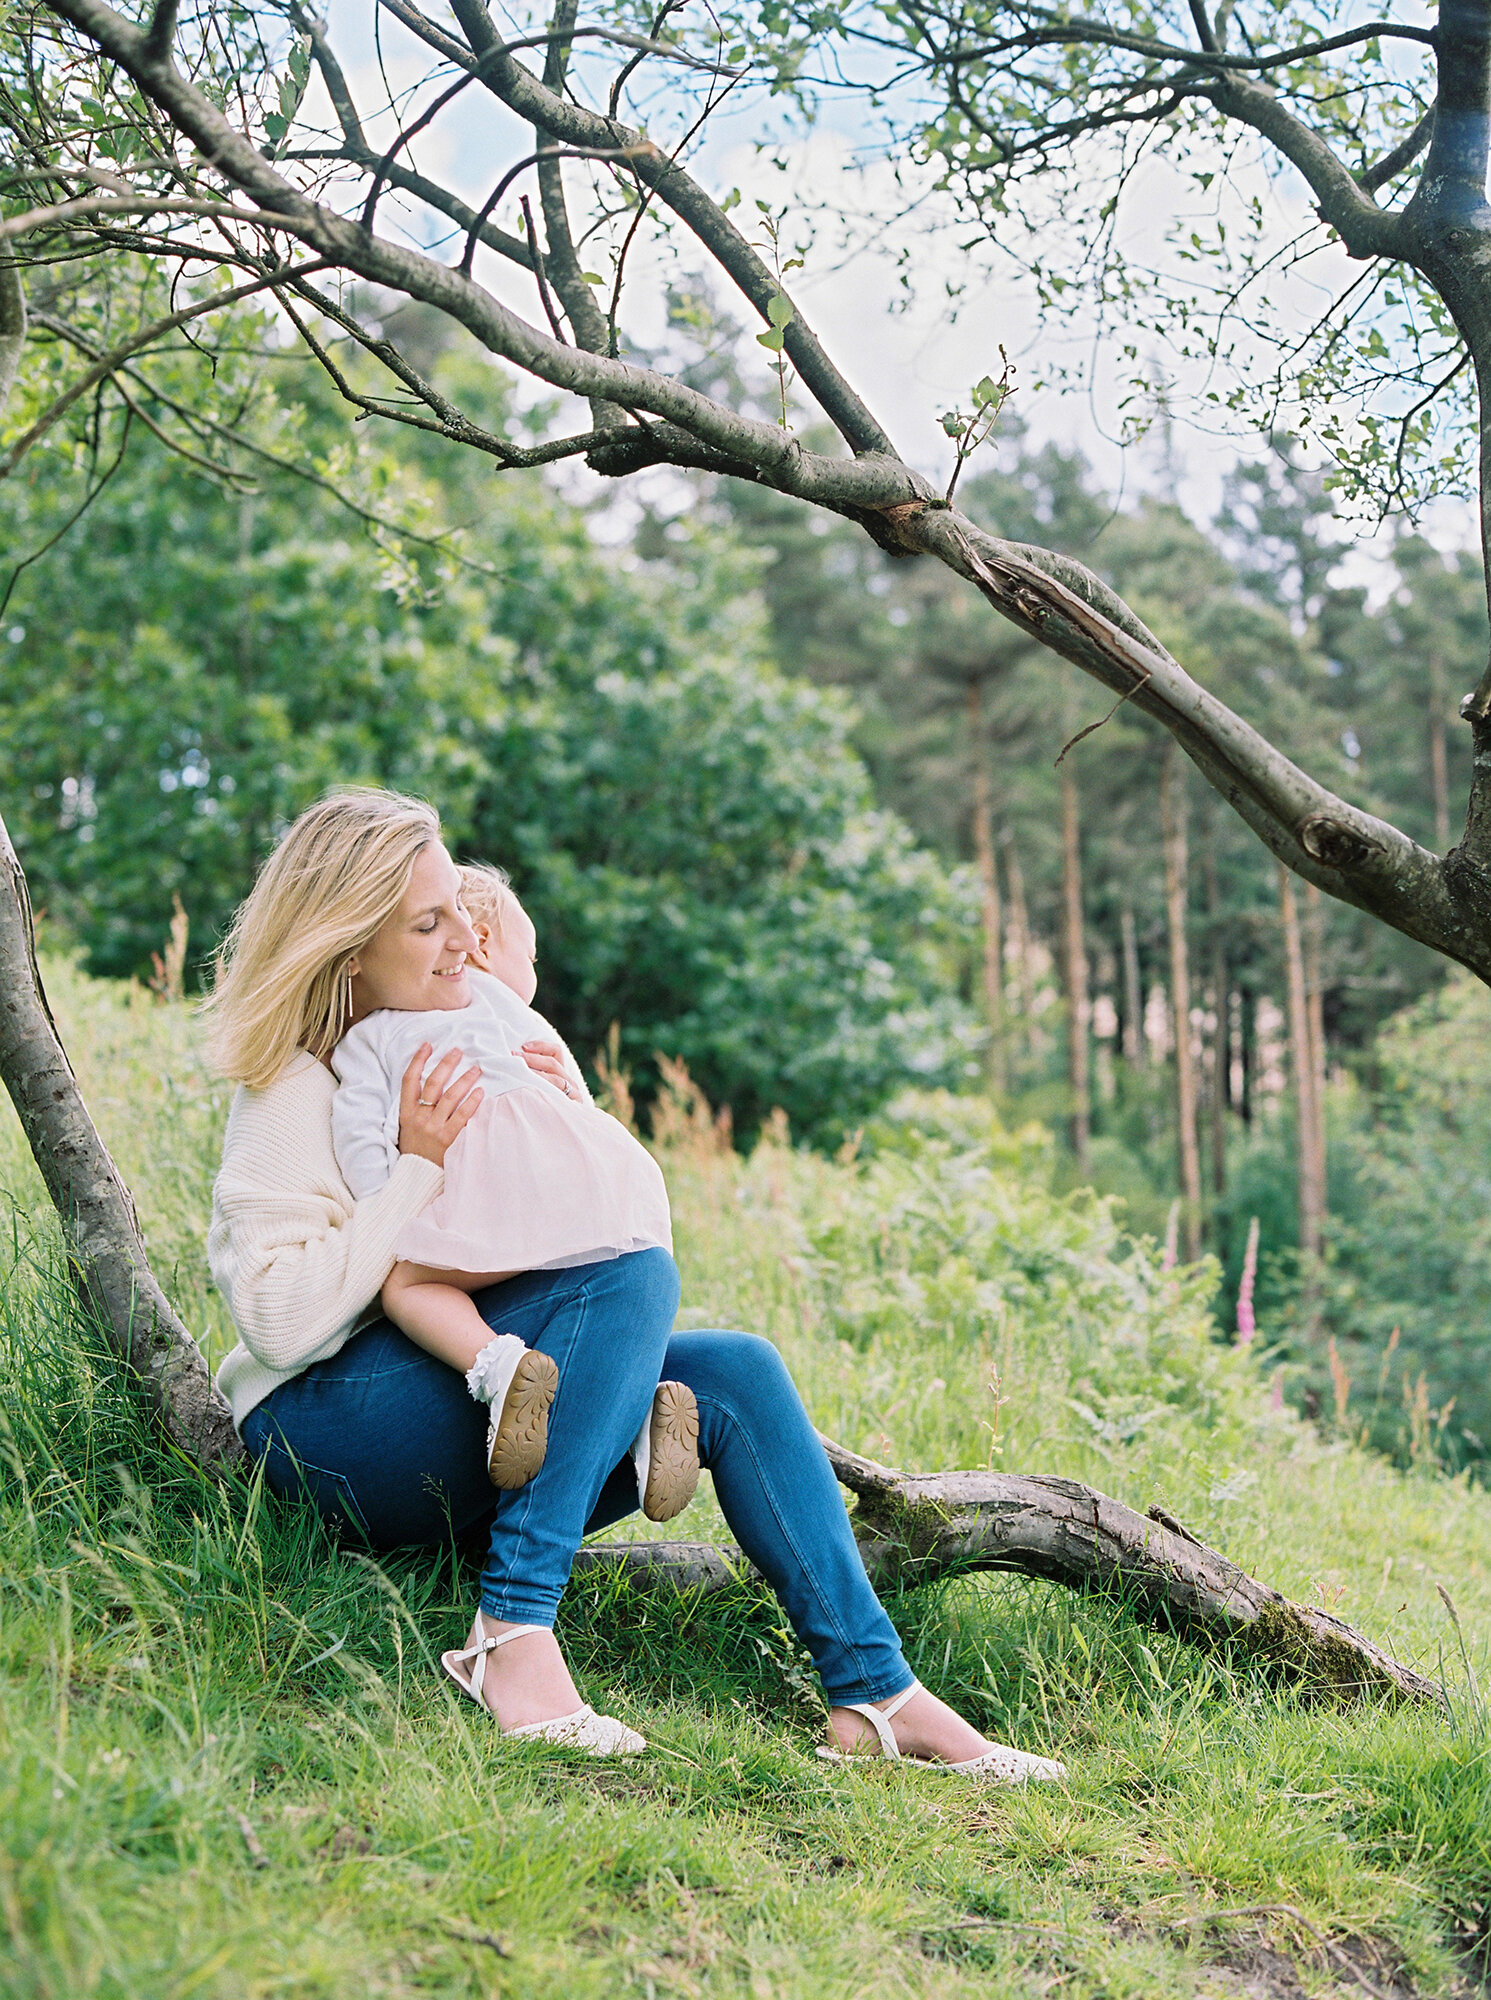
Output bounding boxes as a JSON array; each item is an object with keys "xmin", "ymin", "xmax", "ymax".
[
  {"xmin": 330, "ymin": 969, "xmax": 590, "ymax": 1199},
  {"xmin": 209, "ymin": 1053, "xmax": 444, "ymax": 1425}
]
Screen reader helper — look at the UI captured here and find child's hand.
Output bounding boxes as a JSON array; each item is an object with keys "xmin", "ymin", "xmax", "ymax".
[
  {"xmin": 398, "ymin": 1044, "xmax": 484, "ymax": 1166},
  {"xmin": 520, "ymin": 1040, "xmax": 578, "ymax": 1099}
]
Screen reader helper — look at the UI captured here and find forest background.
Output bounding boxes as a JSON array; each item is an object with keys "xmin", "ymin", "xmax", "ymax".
[{"xmin": 5, "ymin": 288, "xmax": 1489, "ymax": 1476}]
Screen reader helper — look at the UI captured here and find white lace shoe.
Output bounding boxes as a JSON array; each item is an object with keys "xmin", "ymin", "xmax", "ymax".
[
  {"xmin": 440, "ymin": 1622, "xmax": 646, "ymax": 1757},
  {"xmin": 817, "ymin": 1681, "xmax": 1066, "ymax": 1784}
]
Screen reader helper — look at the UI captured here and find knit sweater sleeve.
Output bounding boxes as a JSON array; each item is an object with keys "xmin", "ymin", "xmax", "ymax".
[{"xmin": 208, "ymin": 1061, "xmax": 443, "ymax": 1374}]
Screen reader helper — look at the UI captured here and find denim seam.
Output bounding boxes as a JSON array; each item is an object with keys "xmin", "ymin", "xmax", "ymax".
[
  {"xmin": 694, "ymin": 1388, "xmax": 908, "ymax": 1705},
  {"xmin": 259, "ymin": 1438, "xmax": 373, "ymax": 1541}
]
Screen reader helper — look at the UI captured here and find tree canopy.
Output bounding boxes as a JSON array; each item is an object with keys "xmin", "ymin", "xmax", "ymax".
[{"xmin": 3, "ymin": 0, "xmax": 1490, "ymax": 997}]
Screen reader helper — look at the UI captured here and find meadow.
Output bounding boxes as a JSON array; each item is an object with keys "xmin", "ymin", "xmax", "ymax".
[{"xmin": 2, "ymin": 960, "xmax": 1490, "ymax": 1998}]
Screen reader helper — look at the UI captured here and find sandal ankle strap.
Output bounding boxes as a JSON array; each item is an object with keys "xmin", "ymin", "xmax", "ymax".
[
  {"xmin": 838, "ymin": 1680, "xmax": 920, "ymax": 1760},
  {"xmin": 461, "ymin": 1621, "xmax": 548, "ymax": 1704}
]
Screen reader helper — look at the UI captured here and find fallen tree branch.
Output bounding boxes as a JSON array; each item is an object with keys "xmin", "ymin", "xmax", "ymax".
[
  {"xmin": 0, "ymin": 815, "xmax": 243, "ymax": 1471},
  {"xmin": 576, "ymin": 1436, "xmax": 1441, "ymax": 1706}
]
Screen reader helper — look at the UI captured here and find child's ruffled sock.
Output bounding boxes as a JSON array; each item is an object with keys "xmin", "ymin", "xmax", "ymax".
[
  {"xmin": 464, "ymin": 1332, "xmax": 528, "ymax": 1413},
  {"xmin": 631, "ymin": 1412, "xmax": 652, "ymax": 1509},
  {"xmin": 465, "ymin": 1333, "xmax": 558, "ymax": 1491}
]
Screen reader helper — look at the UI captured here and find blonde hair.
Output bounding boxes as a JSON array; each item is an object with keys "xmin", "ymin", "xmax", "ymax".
[
  {"xmin": 205, "ymin": 788, "xmax": 440, "ymax": 1088},
  {"xmin": 458, "ymin": 860, "xmax": 513, "ymax": 935}
]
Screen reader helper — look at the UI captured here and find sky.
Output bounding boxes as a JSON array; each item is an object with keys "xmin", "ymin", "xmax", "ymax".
[{"xmin": 312, "ymin": 0, "xmax": 1477, "ymax": 583}]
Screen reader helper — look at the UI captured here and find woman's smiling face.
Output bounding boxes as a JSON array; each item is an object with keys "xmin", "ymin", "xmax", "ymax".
[{"xmin": 348, "ymin": 842, "xmax": 480, "ymax": 1018}]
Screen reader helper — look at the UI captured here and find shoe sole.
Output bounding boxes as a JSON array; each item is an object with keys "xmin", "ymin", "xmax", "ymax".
[
  {"xmin": 642, "ymin": 1380, "xmax": 699, "ymax": 1523},
  {"xmin": 488, "ymin": 1349, "xmax": 559, "ymax": 1489}
]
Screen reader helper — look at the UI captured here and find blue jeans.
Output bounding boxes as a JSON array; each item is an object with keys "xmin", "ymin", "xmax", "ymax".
[{"xmin": 240, "ymin": 1248, "xmax": 911, "ymax": 1705}]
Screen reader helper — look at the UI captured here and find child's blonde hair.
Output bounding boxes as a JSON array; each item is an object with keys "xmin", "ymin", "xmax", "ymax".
[
  {"xmin": 204, "ymin": 788, "xmax": 440, "ymax": 1088},
  {"xmin": 458, "ymin": 861, "xmax": 513, "ymax": 936}
]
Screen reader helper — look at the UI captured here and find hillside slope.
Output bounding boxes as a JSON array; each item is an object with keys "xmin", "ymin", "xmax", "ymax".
[{"xmin": 1, "ymin": 962, "xmax": 1488, "ymax": 1998}]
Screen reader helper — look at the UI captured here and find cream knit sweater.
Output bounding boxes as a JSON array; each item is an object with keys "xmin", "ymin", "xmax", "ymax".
[{"xmin": 209, "ymin": 1052, "xmax": 445, "ymax": 1425}]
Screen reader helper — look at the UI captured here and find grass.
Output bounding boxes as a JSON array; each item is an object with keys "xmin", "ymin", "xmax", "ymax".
[{"xmin": 2, "ymin": 958, "xmax": 1490, "ymax": 1997}]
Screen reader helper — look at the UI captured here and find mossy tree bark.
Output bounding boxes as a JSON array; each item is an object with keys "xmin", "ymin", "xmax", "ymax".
[
  {"xmin": 0, "ymin": 817, "xmax": 244, "ymax": 1470},
  {"xmin": 579, "ymin": 1438, "xmax": 1442, "ymax": 1706}
]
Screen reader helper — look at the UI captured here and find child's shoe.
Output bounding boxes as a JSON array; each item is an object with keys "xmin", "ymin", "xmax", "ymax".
[
  {"xmin": 467, "ymin": 1335, "xmax": 559, "ymax": 1489},
  {"xmin": 632, "ymin": 1380, "xmax": 700, "ymax": 1522}
]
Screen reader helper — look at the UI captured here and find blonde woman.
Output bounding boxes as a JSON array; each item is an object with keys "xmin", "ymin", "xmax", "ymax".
[{"xmin": 207, "ymin": 788, "xmax": 1066, "ymax": 1777}]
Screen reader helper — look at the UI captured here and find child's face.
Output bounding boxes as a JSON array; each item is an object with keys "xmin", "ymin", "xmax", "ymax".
[{"xmin": 470, "ymin": 891, "xmax": 539, "ymax": 1006}]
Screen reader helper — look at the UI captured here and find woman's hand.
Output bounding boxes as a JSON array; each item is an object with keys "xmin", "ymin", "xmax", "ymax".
[
  {"xmin": 520, "ymin": 1040, "xmax": 578, "ymax": 1099},
  {"xmin": 397, "ymin": 1044, "xmax": 484, "ymax": 1166}
]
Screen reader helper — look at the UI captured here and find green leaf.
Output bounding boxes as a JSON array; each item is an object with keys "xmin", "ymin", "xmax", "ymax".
[
  {"xmin": 756, "ymin": 327, "xmax": 786, "ymax": 352},
  {"xmin": 581, "ymin": 272, "xmax": 606, "ymax": 285},
  {"xmin": 972, "ymin": 374, "xmax": 999, "ymax": 404},
  {"xmin": 766, "ymin": 292, "xmax": 794, "ymax": 328},
  {"xmin": 263, "ymin": 111, "xmax": 289, "ymax": 143}
]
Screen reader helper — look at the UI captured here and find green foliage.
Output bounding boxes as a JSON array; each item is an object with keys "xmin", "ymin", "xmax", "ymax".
[
  {"xmin": 2, "ymin": 968, "xmax": 1490, "ymax": 1995},
  {"xmin": 1257, "ymin": 975, "xmax": 1491, "ymax": 1472},
  {"xmin": 1, "ymin": 354, "xmax": 977, "ymax": 1142},
  {"xmin": 472, "ymin": 650, "xmax": 977, "ymax": 1141}
]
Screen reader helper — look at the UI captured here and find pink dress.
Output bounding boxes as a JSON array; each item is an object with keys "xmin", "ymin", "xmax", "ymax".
[
  {"xmin": 394, "ymin": 1087, "xmax": 671, "ymax": 1274},
  {"xmin": 330, "ymin": 968, "xmax": 671, "ymax": 1276}
]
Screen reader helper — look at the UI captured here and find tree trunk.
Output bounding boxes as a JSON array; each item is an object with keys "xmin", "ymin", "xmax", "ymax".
[
  {"xmin": 577, "ymin": 1437, "xmax": 1440, "ymax": 1705},
  {"xmin": 1119, "ymin": 899, "xmax": 1144, "ymax": 1067},
  {"xmin": 1203, "ymin": 826, "xmax": 1228, "ymax": 1200},
  {"xmin": 1429, "ymin": 655, "xmax": 1451, "ymax": 853},
  {"xmin": 0, "ymin": 818, "xmax": 243, "ymax": 1471},
  {"xmin": 1001, "ymin": 824, "xmax": 1037, "ymax": 1053},
  {"xmin": 1161, "ymin": 745, "xmax": 1202, "ymax": 1259},
  {"xmin": 1303, "ymin": 879, "xmax": 1328, "ymax": 1218},
  {"xmin": 1058, "ymin": 763, "xmax": 1090, "ymax": 1174},
  {"xmin": 1280, "ymin": 864, "xmax": 1324, "ymax": 1270},
  {"xmin": 967, "ymin": 681, "xmax": 1006, "ymax": 1094}
]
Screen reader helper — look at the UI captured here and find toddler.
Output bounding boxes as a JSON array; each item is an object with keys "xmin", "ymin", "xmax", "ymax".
[{"xmin": 331, "ymin": 862, "xmax": 697, "ymax": 1520}]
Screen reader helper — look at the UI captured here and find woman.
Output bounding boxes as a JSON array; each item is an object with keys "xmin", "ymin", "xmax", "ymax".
[{"xmin": 206, "ymin": 787, "xmax": 1065, "ymax": 1779}]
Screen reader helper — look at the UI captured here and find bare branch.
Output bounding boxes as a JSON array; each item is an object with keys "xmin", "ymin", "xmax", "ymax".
[
  {"xmin": 0, "ymin": 192, "xmax": 295, "ymax": 236},
  {"xmin": 1186, "ymin": 0, "xmax": 1219, "ymax": 55},
  {"xmin": 0, "ymin": 257, "xmax": 25, "ymax": 425},
  {"xmin": 275, "ymin": 276, "xmax": 602, "ymax": 467},
  {"xmin": 404, "ymin": 0, "xmax": 901, "ymax": 456},
  {"xmin": 535, "ymin": 0, "xmax": 616, "ymax": 363},
  {"xmin": 903, "ymin": 508, "xmax": 1468, "ymax": 965},
  {"xmin": 0, "ymin": 258, "xmax": 331, "ymax": 478},
  {"xmin": 519, "ymin": 192, "xmax": 567, "ymax": 342},
  {"xmin": 459, "ymin": 146, "xmax": 641, "ymax": 277},
  {"xmin": 1209, "ymin": 71, "xmax": 1407, "ymax": 258},
  {"xmin": 0, "ymin": 401, "xmax": 133, "ymax": 619},
  {"xmin": 141, "ymin": 0, "xmax": 178, "ymax": 62},
  {"xmin": 932, "ymin": 12, "xmax": 1435, "ymax": 76},
  {"xmin": 1359, "ymin": 107, "xmax": 1434, "ymax": 192}
]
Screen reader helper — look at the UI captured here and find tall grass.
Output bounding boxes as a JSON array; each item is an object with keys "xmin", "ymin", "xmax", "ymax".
[{"xmin": 1, "ymin": 960, "xmax": 1489, "ymax": 1997}]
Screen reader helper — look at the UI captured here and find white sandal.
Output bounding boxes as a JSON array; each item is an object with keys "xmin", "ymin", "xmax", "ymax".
[
  {"xmin": 440, "ymin": 1622, "xmax": 647, "ymax": 1757},
  {"xmin": 817, "ymin": 1681, "xmax": 1066, "ymax": 1784}
]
